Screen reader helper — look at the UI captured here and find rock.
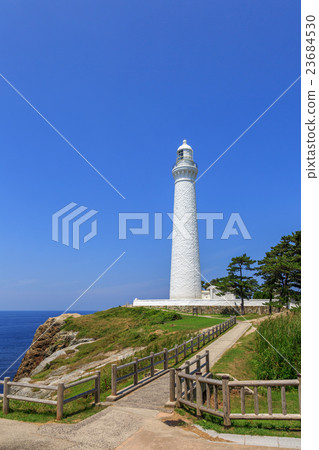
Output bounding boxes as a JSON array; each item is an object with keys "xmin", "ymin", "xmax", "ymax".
[{"xmin": 13, "ymin": 313, "xmax": 83, "ymax": 381}]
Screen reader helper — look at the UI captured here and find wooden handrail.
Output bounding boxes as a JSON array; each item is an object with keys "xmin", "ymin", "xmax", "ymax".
[
  {"xmin": 174, "ymin": 363, "xmax": 301, "ymax": 428},
  {"xmin": 7, "ymin": 381, "xmax": 58, "ymax": 391},
  {"xmin": 65, "ymin": 374, "xmax": 99, "ymax": 389},
  {"xmin": 1, "ymin": 372, "xmax": 101, "ymax": 420},
  {"xmin": 111, "ymin": 316, "xmax": 236, "ymax": 398}
]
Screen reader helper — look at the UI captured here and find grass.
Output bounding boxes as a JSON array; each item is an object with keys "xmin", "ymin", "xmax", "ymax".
[
  {"xmin": 0, "ymin": 399, "xmax": 106, "ymax": 424},
  {"xmin": 177, "ymin": 406, "xmax": 301, "ymax": 438},
  {"xmin": 212, "ymin": 331, "xmax": 256, "ymax": 380},
  {"xmin": 236, "ymin": 313, "xmax": 268, "ymax": 321},
  {"xmin": 30, "ymin": 308, "xmax": 224, "ymax": 381},
  {"xmin": 255, "ymin": 310, "xmax": 301, "ymax": 379},
  {"xmin": 159, "ymin": 315, "xmax": 224, "ymax": 331},
  {"xmin": 32, "ymin": 308, "xmax": 225, "ymax": 379},
  {"xmin": 0, "ymin": 375, "xmax": 107, "ymax": 423}
]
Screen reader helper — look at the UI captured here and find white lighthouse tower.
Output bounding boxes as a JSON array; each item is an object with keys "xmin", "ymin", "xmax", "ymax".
[{"xmin": 169, "ymin": 140, "xmax": 202, "ymax": 299}]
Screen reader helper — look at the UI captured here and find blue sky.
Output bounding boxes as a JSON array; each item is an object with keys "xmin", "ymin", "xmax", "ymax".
[{"xmin": 0, "ymin": 1, "xmax": 300, "ymax": 310}]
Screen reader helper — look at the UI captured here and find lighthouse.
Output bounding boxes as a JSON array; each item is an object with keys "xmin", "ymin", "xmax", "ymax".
[{"xmin": 169, "ymin": 140, "xmax": 202, "ymax": 299}]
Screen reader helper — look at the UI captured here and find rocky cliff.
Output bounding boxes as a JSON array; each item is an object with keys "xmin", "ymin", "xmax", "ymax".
[{"xmin": 14, "ymin": 313, "xmax": 84, "ymax": 380}]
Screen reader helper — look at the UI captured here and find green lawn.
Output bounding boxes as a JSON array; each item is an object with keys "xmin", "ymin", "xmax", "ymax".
[{"xmin": 159, "ymin": 315, "xmax": 225, "ymax": 331}]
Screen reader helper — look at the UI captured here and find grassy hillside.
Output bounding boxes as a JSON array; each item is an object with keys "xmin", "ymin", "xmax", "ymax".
[
  {"xmin": 34, "ymin": 307, "xmax": 224, "ymax": 377},
  {"xmin": 0, "ymin": 307, "xmax": 226, "ymax": 423}
]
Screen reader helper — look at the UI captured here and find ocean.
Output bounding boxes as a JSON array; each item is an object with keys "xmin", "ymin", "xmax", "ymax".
[{"xmin": 0, "ymin": 311, "xmax": 95, "ymax": 389}]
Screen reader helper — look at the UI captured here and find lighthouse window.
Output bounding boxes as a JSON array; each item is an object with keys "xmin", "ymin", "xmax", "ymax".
[{"xmin": 178, "ymin": 150, "xmax": 184, "ymax": 159}]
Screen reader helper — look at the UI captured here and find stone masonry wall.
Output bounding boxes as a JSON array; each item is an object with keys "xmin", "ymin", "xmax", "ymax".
[{"xmin": 141, "ymin": 304, "xmax": 286, "ymax": 315}]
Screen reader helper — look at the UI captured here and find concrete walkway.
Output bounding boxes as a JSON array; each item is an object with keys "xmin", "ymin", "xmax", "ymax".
[
  {"xmin": 201, "ymin": 320, "xmax": 251, "ymax": 367},
  {"xmin": 0, "ymin": 322, "xmax": 300, "ymax": 449},
  {"xmin": 113, "ymin": 320, "xmax": 251, "ymax": 411}
]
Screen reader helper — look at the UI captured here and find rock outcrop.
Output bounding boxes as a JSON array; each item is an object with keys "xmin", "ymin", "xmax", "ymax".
[{"xmin": 14, "ymin": 313, "xmax": 82, "ymax": 381}]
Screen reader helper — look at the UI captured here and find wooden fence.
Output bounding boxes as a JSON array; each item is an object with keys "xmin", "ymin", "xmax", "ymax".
[
  {"xmin": 0, "ymin": 372, "xmax": 100, "ymax": 420},
  {"xmin": 171, "ymin": 360, "xmax": 301, "ymax": 427},
  {"xmin": 109, "ymin": 316, "xmax": 236, "ymax": 399}
]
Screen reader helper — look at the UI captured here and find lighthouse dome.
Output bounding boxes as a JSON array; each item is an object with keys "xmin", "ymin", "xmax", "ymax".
[
  {"xmin": 177, "ymin": 139, "xmax": 193, "ymax": 152},
  {"xmin": 176, "ymin": 139, "xmax": 194, "ymax": 162}
]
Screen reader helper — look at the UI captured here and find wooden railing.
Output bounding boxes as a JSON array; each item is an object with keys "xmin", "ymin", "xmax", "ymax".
[
  {"xmin": 0, "ymin": 372, "xmax": 100, "ymax": 420},
  {"xmin": 172, "ymin": 365, "xmax": 301, "ymax": 427},
  {"xmin": 109, "ymin": 316, "xmax": 236, "ymax": 399}
]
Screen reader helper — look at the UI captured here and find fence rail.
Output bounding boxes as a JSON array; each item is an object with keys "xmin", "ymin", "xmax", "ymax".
[
  {"xmin": 109, "ymin": 316, "xmax": 236, "ymax": 399},
  {"xmin": 0, "ymin": 372, "xmax": 100, "ymax": 420},
  {"xmin": 171, "ymin": 361, "xmax": 301, "ymax": 427}
]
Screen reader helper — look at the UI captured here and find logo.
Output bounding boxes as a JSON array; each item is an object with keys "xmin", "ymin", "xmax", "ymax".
[{"xmin": 52, "ymin": 202, "xmax": 98, "ymax": 250}]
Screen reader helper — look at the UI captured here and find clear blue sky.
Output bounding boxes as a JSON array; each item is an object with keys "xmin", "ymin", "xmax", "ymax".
[{"xmin": 0, "ymin": 1, "xmax": 300, "ymax": 310}]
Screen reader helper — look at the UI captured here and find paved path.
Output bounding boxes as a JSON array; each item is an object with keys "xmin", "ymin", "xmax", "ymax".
[
  {"xmin": 0, "ymin": 322, "xmax": 300, "ymax": 449},
  {"xmin": 114, "ymin": 320, "xmax": 251, "ymax": 411}
]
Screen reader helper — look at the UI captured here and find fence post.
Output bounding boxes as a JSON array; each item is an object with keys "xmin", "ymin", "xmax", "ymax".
[
  {"xmin": 176, "ymin": 368, "xmax": 182, "ymax": 407},
  {"xmin": 190, "ymin": 337, "xmax": 194, "ymax": 353},
  {"xmin": 183, "ymin": 341, "xmax": 187, "ymax": 359},
  {"xmin": 205, "ymin": 350, "xmax": 210, "ymax": 373},
  {"xmin": 195, "ymin": 372, "xmax": 203, "ymax": 417},
  {"xmin": 150, "ymin": 352, "xmax": 155, "ymax": 377},
  {"xmin": 196, "ymin": 355, "xmax": 200, "ymax": 373},
  {"xmin": 169, "ymin": 368, "xmax": 176, "ymax": 402},
  {"xmin": 298, "ymin": 373, "xmax": 301, "ymax": 413},
  {"xmin": 95, "ymin": 371, "xmax": 101, "ymax": 404},
  {"xmin": 3, "ymin": 377, "xmax": 10, "ymax": 414},
  {"xmin": 133, "ymin": 358, "xmax": 139, "ymax": 385},
  {"xmin": 111, "ymin": 364, "xmax": 117, "ymax": 396},
  {"xmin": 175, "ymin": 345, "xmax": 178, "ymax": 364},
  {"xmin": 56, "ymin": 383, "xmax": 65, "ymax": 420},
  {"xmin": 197, "ymin": 335, "xmax": 200, "ymax": 350},
  {"xmin": 222, "ymin": 375, "xmax": 231, "ymax": 428},
  {"xmin": 203, "ymin": 332, "xmax": 206, "ymax": 346},
  {"xmin": 164, "ymin": 348, "xmax": 168, "ymax": 370}
]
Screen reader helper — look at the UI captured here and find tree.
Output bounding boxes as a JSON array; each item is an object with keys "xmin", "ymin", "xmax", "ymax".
[
  {"xmin": 212, "ymin": 254, "xmax": 257, "ymax": 315},
  {"xmin": 257, "ymin": 231, "xmax": 301, "ymax": 309}
]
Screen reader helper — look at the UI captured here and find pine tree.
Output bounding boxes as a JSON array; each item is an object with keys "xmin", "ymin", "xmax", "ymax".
[
  {"xmin": 212, "ymin": 254, "xmax": 257, "ymax": 315},
  {"xmin": 257, "ymin": 231, "xmax": 301, "ymax": 309}
]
